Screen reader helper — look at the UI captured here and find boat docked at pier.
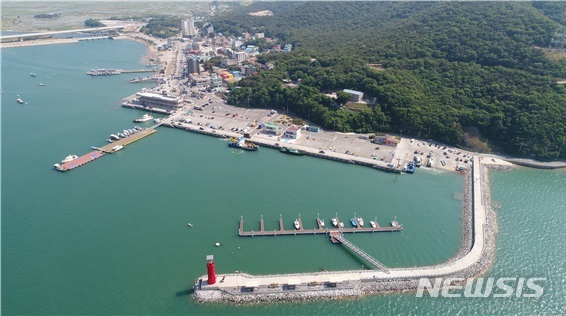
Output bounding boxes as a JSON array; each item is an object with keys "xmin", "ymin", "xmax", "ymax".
[
  {"xmin": 350, "ymin": 218, "xmax": 358, "ymax": 227},
  {"xmin": 87, "ymin": 69, "xmax": 122, "ymax": 76},
  {"xmin": 228, "ymin": 137, "xmax": 258, "ymax": 151},
  {"xmin": 294, "ymin": 219, "xmax": 300, "ymax": 230},
  {"xmin": 61, "ymin": 154, "xmax": 79, "ymax": 163},
  {"xmin": 134, "ymin": 113, "xmax": 153, "ymax": 123},
  {"xmin": 406, "ymin": 161, "xmax": 415, "ymax": 173},
  {"xmin": 331, "ymin": 217, "xmax": 338, "ymax": 227},
  {"xmin": 280, "ymin": 147, "xmax": 304, "ymax": 155},
  {"xmin": 358, "ymin": 218, "xmax": 365, "ymax": 227},
  {"xmin": 318, "ymin": 218, "xmax": 325, "ymax": 228}
]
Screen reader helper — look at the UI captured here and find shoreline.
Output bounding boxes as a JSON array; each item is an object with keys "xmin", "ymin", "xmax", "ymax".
[{"xmin": 2, "ymin": 33, "xmax": 564, "ymax": 171}]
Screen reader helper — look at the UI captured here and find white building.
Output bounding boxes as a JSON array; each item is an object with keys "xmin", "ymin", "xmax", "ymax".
[
  {"xmin": 284, "ymin": 126, "xmax": 302, "ymax": 139},
  {"xmin": 189, "ymin": 73, "xmax": 211, "ymax": 88},
  {"xmin": 343, "ymin": 89, "xmax": 364, "ymax": 102},
  {"xmin": 263, "ymin": 123, "xmax": 282, "ymax": 136},
  {"xmin": 135, "ymin": 92, "xmax": 183, "ymax": 109},
  {"xmin": 232, "ymin": 51, "xmax": 247, "ymax": 64}
]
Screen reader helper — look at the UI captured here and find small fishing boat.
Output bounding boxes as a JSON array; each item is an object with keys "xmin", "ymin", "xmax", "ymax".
[
  {"xmin": 350, "ymin": 218, "xmax": 357, "ymax": 227},
  {"xmin": 61, "ymin": 154, "xmax": 79, "ymax": 163},
  {"xmin": 370, "ymin": 221, "xmax": 377, "ymax": 228},
  {"xmin": 331, "ymin": 217, "xmax": 338, "ymax": 227},
  {"xmin": 318, "ymin": 218, "xmax": 325, "ymax": 228},
  {"xmin": 294, "ymin": 219, "xmax": 300, "ymax": 230},
  {"xmin": 134, "ymin": 113, "xmax": 154, "ymax": 123}
]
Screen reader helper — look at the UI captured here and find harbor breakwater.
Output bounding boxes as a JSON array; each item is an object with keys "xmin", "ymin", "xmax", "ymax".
[{"xmin": 193, "ymin": 156, "xmax": 497, "ymax": 304}]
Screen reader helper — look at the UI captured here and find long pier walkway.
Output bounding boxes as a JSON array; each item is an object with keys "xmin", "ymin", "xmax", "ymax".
[
  {"xmin": 238, "ymin": 215, "xmax": 403, "ymax": 237},
  {"xmin": 332, "ymin": 234, "xmax": 390, "ymax": 273},
  {"xmin": 98, "ymin": 127, "xmax": 158, "ymax": 153}
]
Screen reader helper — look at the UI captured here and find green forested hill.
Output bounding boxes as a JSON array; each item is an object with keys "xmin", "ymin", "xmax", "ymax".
[{"xmin": 214, "ymin": 2, "xmax": 566, "ymax": 159}]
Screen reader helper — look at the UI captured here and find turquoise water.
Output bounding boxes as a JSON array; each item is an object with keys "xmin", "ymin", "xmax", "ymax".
[{"xmin": 2, "ymin": 40, "xmax": 564, "ymax": 315}]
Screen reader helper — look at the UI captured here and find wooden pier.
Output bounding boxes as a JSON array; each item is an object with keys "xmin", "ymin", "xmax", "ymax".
[
  {"xmin": 54, "ymin": 126, "xmax": 160, "ymax": 172},
  {"xmin": 99, "ymin": 128, "xmax": 157, "ymax": 153},
  {"xmin": 238, "ymin": 215, "xmax": 403, "ymax": 237},
  {"xmin": 54, "ymin": 150, "xmax": 105, "ymax": 172}
]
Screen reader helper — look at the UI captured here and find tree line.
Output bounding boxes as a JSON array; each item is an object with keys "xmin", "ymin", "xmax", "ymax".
[{"xmin": 215, "ymin": 2, "xmax": 566, "ymax": 159}]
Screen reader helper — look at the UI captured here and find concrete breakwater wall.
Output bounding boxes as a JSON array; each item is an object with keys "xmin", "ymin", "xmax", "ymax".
[{"xmin": 193, "ymin": 157, "xmax": 497, "ymax": 304}]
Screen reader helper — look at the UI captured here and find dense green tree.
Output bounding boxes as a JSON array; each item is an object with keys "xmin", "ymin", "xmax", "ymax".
[
  {"xmin": 84, "ymin": 18, "xmax": 104, "ymax": 27},
  {"xmin": 213, "ymin": 2, "xmax": 566, "ymax": 159}
]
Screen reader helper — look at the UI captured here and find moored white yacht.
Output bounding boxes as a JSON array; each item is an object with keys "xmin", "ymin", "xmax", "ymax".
[
  {"xmin": 331, "ymin": 217, "xmax": 338, "ymax": 227},
  {"xmin": 294, "ymin": 219, "xmax": 300, "ymax": 230},
  {"xmin": 61, "ymin": 154, "xmax": 79, "ymax": 163},
  {"xmin": 134, "ymin": 113, "xmax": 154, "ymax": 123}
]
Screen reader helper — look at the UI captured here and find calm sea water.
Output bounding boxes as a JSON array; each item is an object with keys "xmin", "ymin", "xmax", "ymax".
[{"xmin": 1, "ymin": 40, "xmax": 564, "ymax": 315}]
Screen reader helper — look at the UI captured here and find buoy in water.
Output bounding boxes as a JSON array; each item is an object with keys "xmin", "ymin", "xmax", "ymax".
[{"xmin": 215, "ymin": 242, "xmax": 220, "ymax": 247}]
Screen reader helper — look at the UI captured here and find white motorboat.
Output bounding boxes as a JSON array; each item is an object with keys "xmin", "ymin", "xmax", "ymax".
[
  {"xmin": 294, "ymin": 219, "xmax": 300, "ymax": 230},
  {"xmin": 111, "ymin": 145, "xmax": 124, "ymax": 152},
  {"xmin": 331, "ymin": 217, "xmax": 338, "ymax": 227},
  {"xmin": 358, "ymin": 218, "xmax": 365, "ymax": 227},
  {"xmin": 134, "ymin": 113, "xmax": 154, "ymax": 123},
  {"xmin": 391, "ymin": 220, "xmax": 399, "ymax": 227},
  {"xmin": 370, "ymin": 221, "xmax": 377, "ymax": 228},
  {"xmin": 339, "ymin": 222, "xmax": 344, "ymax": 228},
  {"xmin": 318, "ymin": 218, "xmax": 325, "ymax": 228},
  {"xmin": 16, "ymin": 98, "xmax": 24, "ymax": 104},
  {"xmin": 61, "ymin": 154, "xmax": 79, "ymax": 163}
]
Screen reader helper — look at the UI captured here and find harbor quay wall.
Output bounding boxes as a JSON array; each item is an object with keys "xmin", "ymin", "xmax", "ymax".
[
  {"xmin": 161, "ymin": 121, "xmax": 401, "ymax": 174},
  {"xmin": 193, "ymin": 157, "xmax": 497, "ymax": 304}
]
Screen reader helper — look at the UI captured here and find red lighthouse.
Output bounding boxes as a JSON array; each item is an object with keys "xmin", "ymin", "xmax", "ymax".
[{"xmin": 206, "ymin": 255, "xmax": 216, "ymax": 285}]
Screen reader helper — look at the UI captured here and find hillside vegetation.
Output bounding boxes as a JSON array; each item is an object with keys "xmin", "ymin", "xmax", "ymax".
[{"xmin": 214, "ymin": 2, "xmax": 566, "ymax": 159}]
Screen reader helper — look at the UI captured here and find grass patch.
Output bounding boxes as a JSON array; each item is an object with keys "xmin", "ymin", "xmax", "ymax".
[{"xmin": 343, "ymin": 102, "xmax": 371, "ymax": 112}]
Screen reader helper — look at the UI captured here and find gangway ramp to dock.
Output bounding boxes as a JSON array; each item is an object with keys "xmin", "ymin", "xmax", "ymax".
[{"xmin": 333, "ymin": 234, "xmax": 390, "ymax": 273}]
